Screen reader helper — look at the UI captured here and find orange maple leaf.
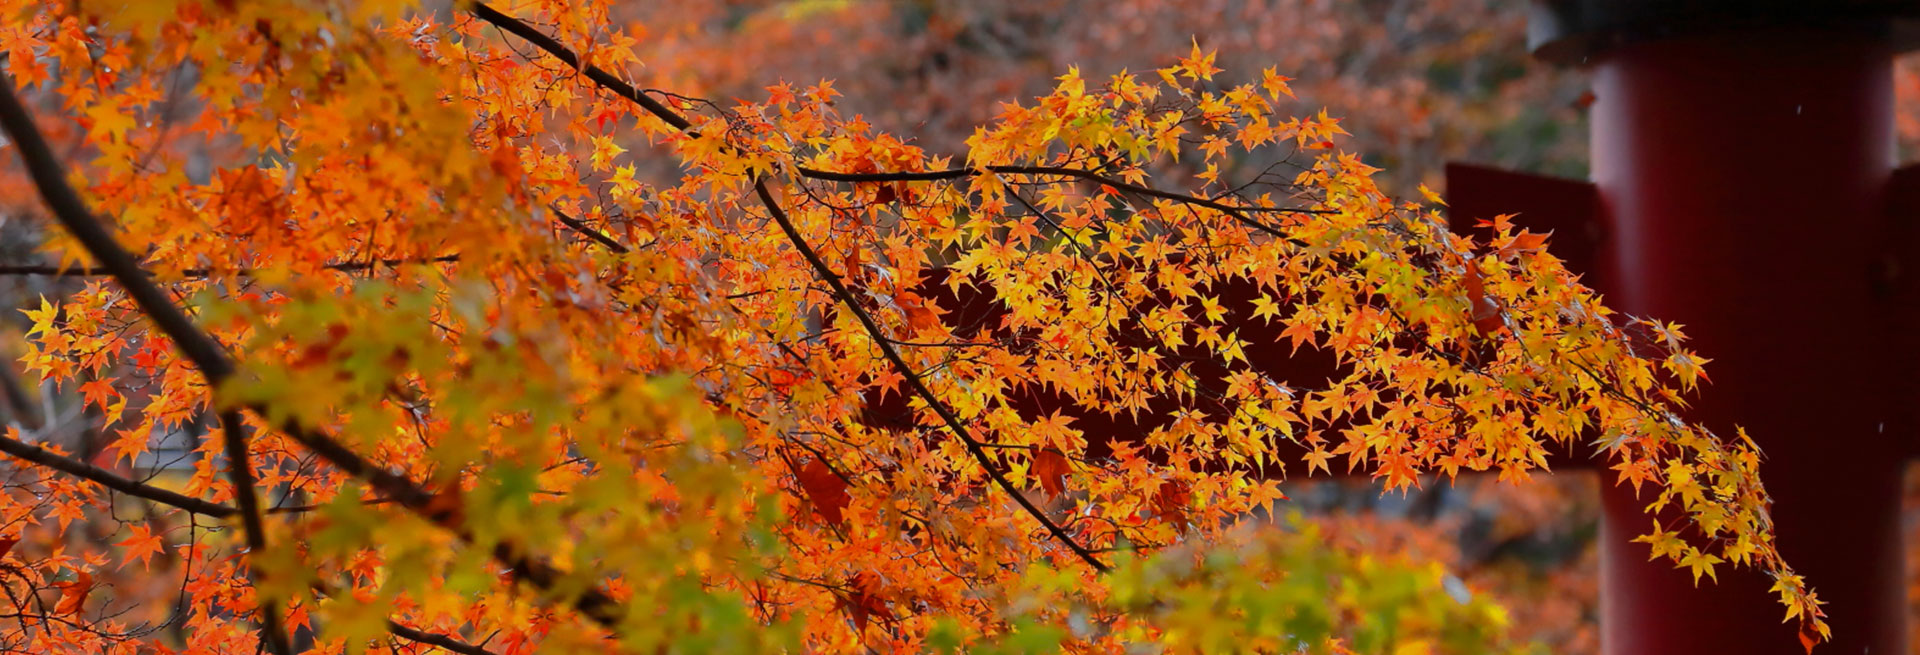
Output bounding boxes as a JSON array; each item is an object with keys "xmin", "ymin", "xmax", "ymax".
[
  {"xmin": 116, "ymin": 524, "xmax": 165, "ymax": 570},
  {"xmin": 76, "ymin": 378, "xmax": 115, "ymax": 410},
  {"xmin": 53, "ymin": 571, "xmax": 92, "ymax": 615},
  {"xmin": 1032, "ymin": 448, "xmax": 1070, "ymax": 498}
]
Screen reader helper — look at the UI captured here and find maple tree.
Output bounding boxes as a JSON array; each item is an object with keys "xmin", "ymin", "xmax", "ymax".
[{"xmin": 0, "ymin": 1, "xmax": 1835, "ymax": 653}]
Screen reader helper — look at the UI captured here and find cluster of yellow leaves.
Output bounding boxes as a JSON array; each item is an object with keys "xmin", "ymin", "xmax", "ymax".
[{"xmin": 0, "ymin": 0, "xmax": 1821, "ymax": 652}]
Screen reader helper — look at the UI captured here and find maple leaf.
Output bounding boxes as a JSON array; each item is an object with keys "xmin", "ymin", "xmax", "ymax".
[
  {"xmin": 49, "ymin": 500, "xmax": 85, "ymax": 532},
  {"xmin": 1279, "ymin": 317, "xmax": 1317, "ymax": 354},
  {"xmin": 867, "ymin": 368, "xmax": 903, "ymax": 402},
  {"xmin": 896, "ymin": 292, "xmax": 946, "ymax": 334},
  {"xmin": 1302, "ymin": 447, "xmax": 1334, "ymax": 477},
  {"xmin": 1610, "ymin": 457, "xmax": 1657, "ymax": 496},
  {"xmin": 1799, "ymin": 623, "xmax": 1822, "ymax": 654},
  {"xmin": 1178, "ymin": 39, "xmax": 1221, "ymax": 81},
  {"xmin": 588, "ymin": 134, "xmax": 627, "ymax": 171},
  {"xmin": 1199, "ymin": 295, "xmax": 1227, "ymax": 323},
  {"xmin": 83, "ymin": 102, "xmax": 136, "ymax": 143},
  {"xmin": 1153, "ymin": 478, "xmax": 1191, "ymax": 526},
  {"xmin": 76, "ymin": 378, "xmax": 115, "ymax": 410},
  {"xmin": 22, "ymin": 297, "xmax": 56, "ymax": 336},
  {"xmin": 836, "ymin": 573, "xmax": 893, "ymax": 634},
  {"xmin": 1461, "ymin": 259, "xmax": 1502, "ymax": 336},
  {"xmin": 1473, "ymin": 213, "xmax": 1517, "ymax": 232},
  {"xmin": 1632, "ymin": 521, "xmax": 1686, "ymax": 562},
  {"xmin": 287, "ymin": 602, "xmax": 314, "ymax": 633},
  {"xmin": 797, "ymin": 459, "xmax": 851, "ymax": 526},
  {"xmin": 1373, "ymin": 452, "xmax": 1421, "ymax": 492},
  {"xmin": 53, "ymin": 571, "xmax": 92, "ymax": 615},
  {"xmin": 1250, "ymin": 294, "xmax": 1282, "ymax": 323},
  {"xmin": 1259, "ymin": 66, "xmax": 1295, "ymax": 99},
  {"xmin": 1770, "ymin": 573, "xmax": 1808, "ymax": 606},
  {"xmin": 1495, "ymin": 229, "xmax": 1550, "ymax": 260},
  {"xmin": 104, "ymin": 427, "xmax": 151, "ymax": 465},
  {"xmin": 1029, "ymin": 411, "xmax": 1079, "ymax": 451},
  {"xmin": 1032, "ymin": 448, "xmax": 1070, "ymax": 498},
  {"xmin": 1680, "ymin": 547, "xmax": 1724, "ymax": 586},
  {"xmin": 117, "ymin": 524, "xmax": 165, "ymax": 570},
  {"xmin": 591, "ymin": 106, "xmax": 623, "ymax": 132}
]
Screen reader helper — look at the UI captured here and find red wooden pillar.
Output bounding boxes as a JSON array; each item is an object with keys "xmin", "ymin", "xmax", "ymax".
[{"xmin": 1529, "ymin": 4, "xmax": 1913, "ymax": 653}]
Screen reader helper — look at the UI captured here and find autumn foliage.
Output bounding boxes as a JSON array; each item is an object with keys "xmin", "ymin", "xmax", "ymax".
[{"xmin": 0, "ymin": 1, "xmax": 1827, "ymax": 653}]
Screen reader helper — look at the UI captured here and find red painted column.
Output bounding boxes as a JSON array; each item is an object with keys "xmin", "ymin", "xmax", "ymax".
[{"xmin": 1591, "ymin": 29, "xmax": 1906, "ymax": 654}]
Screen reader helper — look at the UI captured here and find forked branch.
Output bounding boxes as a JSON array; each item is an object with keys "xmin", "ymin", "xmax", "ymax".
[{"xmin": 470, "ymin": 1, "xmax": 1113, "ymax": 571}]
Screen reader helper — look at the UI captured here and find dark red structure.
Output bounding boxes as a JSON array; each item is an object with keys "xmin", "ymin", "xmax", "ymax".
[{"xmin": 1464, "ymin": 3, "xmax": 1919, "ymax": 652}]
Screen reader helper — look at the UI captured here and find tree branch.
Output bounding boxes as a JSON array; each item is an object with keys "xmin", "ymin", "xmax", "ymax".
[
  {"xmin": 468, "ymin": 3, "xmax": 1110, "ymax": 570},
  {"xmin": 795, "ymin": 164, "xmax": 1335, "ymax": 223},
  {"xmin": 0, "ymin": 431, "xmax": 236, "ymax": 518},
  {"xmin": 0, "ymin": 256, "xmax": 461, "ymax": 279},
  {"xmin": 218, "ymin": 410, "xmax": 290, "ymax": 655},
  {"xmin": 468, "ymin": 3, "xmax": 691, "ymax": 132},
  {"xmin": 548, "ymin": 205, "xmax": 630, "ymax": 254},
  {"xmin": 461, "ymin": 2, "xmax": 1316, "ymax": 240},
  {"xmin": 0, "ymin": 72, "xmax": 629, "ymax": 631},
  {"xmin": 751, "ymin": 180, "xmax": 1110, "ymax": 571},
  {"xmin": 0, "ymin": 80, "xmax": 236, "ymax": 383},
  {"xmin": 386, "ymin": 621, "xmax": 497, "ymax": 655}
]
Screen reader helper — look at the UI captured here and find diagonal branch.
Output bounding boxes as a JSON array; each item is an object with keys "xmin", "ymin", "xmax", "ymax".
[
  {"xmin": 0, "ymin": 430, "xmax": 237, "ymax": 518},
  {"xmin": 751, "ymin": 180, "xmax": 1110, "ymax": 570},
  {"xmin": 386, "ymin": 621, "xmax": 497, "ymax": 655},
  {"xmin": 468, "ymin": 3, "xmax": 690, "ymax": 132},
  {"xmin": 548, "ymin": 205, "xmax": 630, "ymax": 254},
  {"xmin": 0, "ymin": 72, "xmax": 629, "ymax": 631},
  {"xmin": 0, "ymin": 81, "xmax": 236, "ymax": 383},
  {"xmin": 469, "ymin": 3, "xmax": 1110, "ymax": 570}
]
